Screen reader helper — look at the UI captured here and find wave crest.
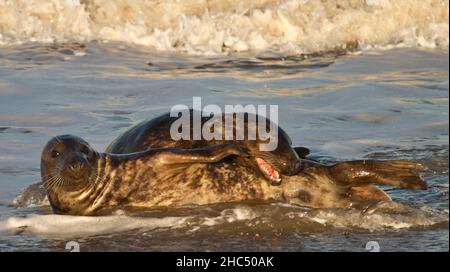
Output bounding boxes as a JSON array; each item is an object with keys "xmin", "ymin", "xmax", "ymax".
[{"xmin": 0, "ymin": 0, "xmax": 448, "ymax": 55}]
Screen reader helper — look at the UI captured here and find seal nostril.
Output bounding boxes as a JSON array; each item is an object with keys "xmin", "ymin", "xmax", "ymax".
[{"xmin": 67, "ymin": 162, "xmax": 86, "ymax": 176}]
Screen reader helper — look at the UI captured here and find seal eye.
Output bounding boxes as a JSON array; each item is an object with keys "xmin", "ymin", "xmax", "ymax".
[{"xmin": 51, "ymin": 150, "xmax": 60, "ymax": 158}]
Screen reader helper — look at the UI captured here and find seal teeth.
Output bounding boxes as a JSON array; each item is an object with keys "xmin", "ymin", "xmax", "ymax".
[{"xmin": 255, "ymin": 157, "xmax": 282, "ymax": 184}]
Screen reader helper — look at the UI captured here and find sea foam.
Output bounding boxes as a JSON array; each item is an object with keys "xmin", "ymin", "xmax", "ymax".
[
  {"xmin": 0, "ymin": 204, "xmax": 447, "ymax": 238},
  {"xmin": 0, "ymin": 0, "xmax": 448, "ymax": 55}
]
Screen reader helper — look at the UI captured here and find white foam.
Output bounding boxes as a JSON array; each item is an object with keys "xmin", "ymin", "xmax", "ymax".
[
  {"xmin": 307, "ymin": 203, "xmax": 448, "ymax": 231},
  {"xmin": 0, "ymin": 206, "xmax": 257, "ymax": 238},
  {"xmin": 201, "ymin": 206, "xmax": 258, "ymax": 226},
  {"xmin": 0, "ymin": 214, "xmax": 189, "ymax": 238},
  {"xmin": 0, "ymin": 0, "xmax": 448, "ymax": 55},
  {"xmin": 0, "ymin": 202, "xmax": 446, "ymax": 238}
]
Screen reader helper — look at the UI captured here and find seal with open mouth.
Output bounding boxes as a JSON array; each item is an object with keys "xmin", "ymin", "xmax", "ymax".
[{"xmin": 106, "ymin": 110, "xmax": 306, "ymax": 185}]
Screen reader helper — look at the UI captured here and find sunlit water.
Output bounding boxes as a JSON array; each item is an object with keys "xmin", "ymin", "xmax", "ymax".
[{"xmin": 0, "ymin": 42, "xmax": 448, "ymax": 251}]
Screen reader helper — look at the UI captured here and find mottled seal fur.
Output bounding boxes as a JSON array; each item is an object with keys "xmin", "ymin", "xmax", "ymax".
[
  {"xmin": 106, "ymin": 110, "xmax": 304, "ymax": 184},
  {"xmin": 15, "ymin": 110, "xmax": 311, "ymax": 210},
  {"xmin": 16, "ymin": 111, "xmax": 427, "ymax": 215},
  {"xmin": 36, "ymin": 134, "xmax": 426, "ymax": 216}
]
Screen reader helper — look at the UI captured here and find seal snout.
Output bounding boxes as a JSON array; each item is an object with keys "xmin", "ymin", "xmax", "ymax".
[{"xmin": 62, "ymin": 152, "xmax": 91, "ymax": 181}]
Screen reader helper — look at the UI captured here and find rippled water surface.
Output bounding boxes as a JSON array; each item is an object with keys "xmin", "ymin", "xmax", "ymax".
[{"xmin": 0, "ymin": 43, "xmax": 448, "ymax": 251}]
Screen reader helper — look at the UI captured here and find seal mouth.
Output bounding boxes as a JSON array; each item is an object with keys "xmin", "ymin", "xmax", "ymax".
[
  {"xmin": 67, "ymin": 169, "xmax": 85, "ymax": 181},
  {"xmin": 64, "ymin": 166, "xmax": 90, "ymax": 184},
  {"xmin": 255, "ymin": 157, "xmax": 281, "ymax": 185}
]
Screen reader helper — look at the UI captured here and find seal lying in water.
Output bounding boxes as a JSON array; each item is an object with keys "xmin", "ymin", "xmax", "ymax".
[
  {"xmin": 14, "ymin": 110, "xmax": 309, "ymax": 208},
  {"xmin": 36, "ymin": 132, "xmax": 426, "ymax": 215},
  {"xmin": 106, "ymin": 110, "xmax": 305, "ymax": 184}
]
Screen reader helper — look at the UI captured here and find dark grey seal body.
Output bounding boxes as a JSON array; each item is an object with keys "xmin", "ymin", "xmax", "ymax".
[{"xmin": 106, "ymin": 110, "xmax": 304, "ymax": 184}]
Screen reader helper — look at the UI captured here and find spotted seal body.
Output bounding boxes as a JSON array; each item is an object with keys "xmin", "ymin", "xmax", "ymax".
[
  {"xmin": 41, "ymin": 135, "xmax": 249, "ymax": 215},
  {"xmin": 40, "ymin": 135, "xmax": 427, "ymax": 216},
  {"xmin": 106, "ymin": 110, "xmax": 304, "ymax": 184},
  {"xmin": 16, "ymin": 110, "xmax": 309, "ymax": 208}
]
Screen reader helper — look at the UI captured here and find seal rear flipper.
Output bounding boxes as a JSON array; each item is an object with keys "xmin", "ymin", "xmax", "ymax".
[
  {"xmin": 346, "ymin": 185, "xmax": 392, "ymax": 209},
  {"xmin": 329, "ymin": 160, "xmax": 427, "ymax": 190}
]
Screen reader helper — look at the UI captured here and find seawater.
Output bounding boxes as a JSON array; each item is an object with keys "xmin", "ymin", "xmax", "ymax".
[{"xmin": 0, "ymin": 0, "xmax": 448, "ymax": 251}]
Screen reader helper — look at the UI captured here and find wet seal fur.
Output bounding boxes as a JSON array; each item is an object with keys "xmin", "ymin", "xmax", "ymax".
[
  {"xmin": 21, "ymin": 112, "xmax": 427, "ymax": 216},
  {"xmin": 40, "ymin": 135, "xmax": 250, "ymax": 215},
  {"xmin": 106, "ymin": 110, "xmax": 303, "ymax": 185},
  {"xmin": 16, "ymin": 111, "xmax": 427, "ymax": 215},
  {"xmin": 40, "ymin": 134, "xmax": 426, "ymax": 216}
]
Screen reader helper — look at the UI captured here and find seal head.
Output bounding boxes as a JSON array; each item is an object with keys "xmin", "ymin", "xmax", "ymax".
[{"xmin": 41, "ymin": 135, "xmax": 98, "ymax": 194}]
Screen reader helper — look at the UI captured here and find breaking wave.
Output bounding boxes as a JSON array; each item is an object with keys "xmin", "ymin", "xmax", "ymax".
[
  {"xmin": 0, "ymin": 203, "xmax": 447, "ymax": 239},
  {"xmin": 0, "ymin": 0, "xmax": 448, "ymax": 55}
]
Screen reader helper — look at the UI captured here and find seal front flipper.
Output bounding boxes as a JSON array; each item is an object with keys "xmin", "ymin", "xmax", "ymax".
[
  {"xmin": 328, "ymin": 160, "xmax": 427, "ymax": 190},
  {"xmin": 155, "ymin": 143, "xmax": 249, "ymax": 165}
]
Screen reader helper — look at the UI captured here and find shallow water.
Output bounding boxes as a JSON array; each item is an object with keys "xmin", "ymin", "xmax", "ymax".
[{"xmin": 0, "ymin": 41, "xmax": 448, "ymax": 251}]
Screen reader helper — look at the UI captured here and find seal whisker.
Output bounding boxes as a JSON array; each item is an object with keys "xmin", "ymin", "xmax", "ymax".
[
  {"xmin": 48, "ymin": 174, "xmax": 62, "ymax": 191},
  {"xmin": 45, "ymin": 177, "xmax": 59, "ymax": 192},
  {"xmin": 46, "ymin": 169, "xmax": 64, "ymax": 192},
  {"xmin": 43, "ymin": 171, "xmax": 59, "ymax": 190},
  {"xmin": 54, "ymin": 176, "xmax": 65, "ymax": 191},
  {"xmin": 41, "ymin": 171, "xmax": 57, "ymax": 181}
]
